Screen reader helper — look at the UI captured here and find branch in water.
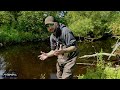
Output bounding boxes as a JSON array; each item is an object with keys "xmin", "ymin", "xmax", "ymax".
[
  {"xmin": 107, "ymin": 41, "xmax": 120, "ymax": 60},
  {"xmin": 79, "ymin": 53, "xmax": 116, "ymax": 59},
  {"xmin": 76, "ymin": 63, "xmax": 95, "ymax": 66}
]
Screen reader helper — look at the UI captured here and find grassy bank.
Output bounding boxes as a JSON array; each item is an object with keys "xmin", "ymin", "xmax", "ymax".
[{"xmin": 77, "ymin": 50, "xmax": 120, "ymax": 79}]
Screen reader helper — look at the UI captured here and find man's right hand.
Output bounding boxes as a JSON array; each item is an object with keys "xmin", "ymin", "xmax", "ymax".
[{"xmin": 38, "ymin": 51, "xmax": 48, "ymax": 60}]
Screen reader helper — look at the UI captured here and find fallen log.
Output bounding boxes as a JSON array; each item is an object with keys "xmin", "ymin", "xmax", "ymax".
[
  {"xmin": 79, "ymin": 53, "xmax": 116, "ymax": 59},
  {"xmin": 76, "ymin": 63, "xmax": 95, "ymax": 66}
]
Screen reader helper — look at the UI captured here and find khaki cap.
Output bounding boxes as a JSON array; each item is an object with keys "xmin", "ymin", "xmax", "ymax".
[{"xmin": 45, "ymin": 16, "xmax": 54, "ymax": 25}]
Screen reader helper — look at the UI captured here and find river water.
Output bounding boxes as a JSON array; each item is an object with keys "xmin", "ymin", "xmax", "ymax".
[{"xmin": 0, "ymin": 38, "xmax": 117, "ymax": 79}]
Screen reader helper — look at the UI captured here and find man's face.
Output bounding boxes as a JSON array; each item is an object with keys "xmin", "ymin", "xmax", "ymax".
[{"xmin": 45, "ymin": 23, "xmax": 55, "ymax": 32}]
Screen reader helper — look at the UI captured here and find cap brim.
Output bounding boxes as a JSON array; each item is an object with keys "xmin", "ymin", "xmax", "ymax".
[{"xmin": 45, "ymin": 21, "xmax": 54, "ymax": 25}]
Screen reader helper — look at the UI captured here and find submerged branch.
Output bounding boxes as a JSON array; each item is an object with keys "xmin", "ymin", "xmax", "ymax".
[{"xmin": 79, "ymin": 53, "xmax": 116, "ymax": 59}]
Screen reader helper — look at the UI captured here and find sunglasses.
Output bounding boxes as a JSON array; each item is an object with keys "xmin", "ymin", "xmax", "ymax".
[{"xmin": 45, "ymin": 23, "xmax": 54, "ymax": 28}]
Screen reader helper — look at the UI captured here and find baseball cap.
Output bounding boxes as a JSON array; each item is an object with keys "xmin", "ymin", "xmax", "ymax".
[{"xmin": 45, "ymin": 16, "xmax": 54, "ymax": 25}]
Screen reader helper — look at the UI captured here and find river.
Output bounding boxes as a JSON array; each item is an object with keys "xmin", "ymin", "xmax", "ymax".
[{"xmin": 0, "ymin": 38, "xmax": 117, "ymax": 79}]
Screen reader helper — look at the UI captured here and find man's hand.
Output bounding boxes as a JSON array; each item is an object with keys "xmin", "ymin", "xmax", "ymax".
[
  {"xmin": 54, "ymin": 44, "xmax": 65, "ymax": 56},
  {"xmin": 54, "ymin": 49, "xmax": 65, "ymax": 56},
  {"xmin": 38, "ymin": 51, "xmax": 48, "ymax": 60}
]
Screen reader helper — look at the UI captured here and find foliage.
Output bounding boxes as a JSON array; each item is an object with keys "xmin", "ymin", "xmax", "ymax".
[
  {"xmin": 78, "ymin": 49, "xmax": 120, "ymax": 79},
  {"xmin": 17, "ymin": 11, "xmax": 44, "ymax": 34},
  {"xmin": 0, "ymin": 25, "xmax": 42, "ymax": 44},
  {"xmin": 0, "ymin": 11, "xmax": 65, "ymax": 44},
  {"xmin": 0, "ymin": 11, "xmax": 11, "ymax": 26},
  {"xmin": 108, "ymin": 12, "xmax": 120, "ymax": 35},
  {"xmin": 69, "ymin": 17, "xmax": 94, "ymax": 36},
  {"xmin": 65, "ymin": 11, "xmax": 120, "ymax": 37},
  {"xmin": 1, "ymin": 11, "xmax": 120, "ymax": 45}
]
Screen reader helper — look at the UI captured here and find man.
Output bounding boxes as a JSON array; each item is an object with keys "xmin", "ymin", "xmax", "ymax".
[{"xmin": 38, "ymin": 16, "xmax": 78, "ymax": 79}]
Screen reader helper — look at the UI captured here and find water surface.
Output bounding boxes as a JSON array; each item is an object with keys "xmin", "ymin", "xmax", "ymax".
[{"xmin": 0, "ymin": 38, "xmax": 117, "ymax": 79}]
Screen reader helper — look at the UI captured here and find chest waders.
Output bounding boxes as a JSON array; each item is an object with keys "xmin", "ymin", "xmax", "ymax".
[{"xmin": 55, "ymin": 25, "xmax": 76, "ymax": 74}]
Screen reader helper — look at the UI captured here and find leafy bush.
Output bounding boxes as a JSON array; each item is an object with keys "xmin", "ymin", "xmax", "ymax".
[
  {"xmin": 0, "ymin": 11, "xmax": 11, "ymax": 25},
  {"xmin": 65, "ymin": 11, "xmax": 120, "ymax": 37},
  {"xmin": 108, "ymin": 13, "xmax": 120, "ymax": 35},
  {"xmin": 69, "ymin": 18, "xmax": 94, "ymax": 36},
  {"xmin": 17, "ymin": 11, "xmax": 44, "ymax": 34}
]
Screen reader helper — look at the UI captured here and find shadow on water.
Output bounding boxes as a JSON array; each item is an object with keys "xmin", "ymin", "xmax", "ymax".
[{"xmin": 0, "ymin": 38, "xmax": 117, "ymax": 79}]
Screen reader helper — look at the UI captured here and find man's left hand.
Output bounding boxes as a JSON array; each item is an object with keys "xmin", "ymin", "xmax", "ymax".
[{"xmin": 54, "ymin": 49, "xmax": 65, "ymax": 56}]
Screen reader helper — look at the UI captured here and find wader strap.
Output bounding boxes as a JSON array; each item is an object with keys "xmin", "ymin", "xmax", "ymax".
[{"xmin": 58, "ymin": 62, "xmax": 65, "ymax": 73}]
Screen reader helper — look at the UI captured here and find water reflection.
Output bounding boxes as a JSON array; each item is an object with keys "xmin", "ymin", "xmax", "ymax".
[
  {"xmin": 0, "ymin": 55, "xmax": 17, "ymax": 79},
  {"xmin": 0, "ymin": 55, "xmax": 6, "ymax": 79},
  {"xmin": 50, "ymin": 73, "xmax": 57, "ymax": 79},
  {"xmin": 0, "ymin": 42, "xmax": 57, "ymax": 79}
]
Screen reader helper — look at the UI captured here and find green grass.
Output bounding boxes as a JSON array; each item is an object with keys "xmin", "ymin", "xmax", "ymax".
[{"xmin": 77, "ymin": 49, "xmax": 120, "ymax": 79}]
